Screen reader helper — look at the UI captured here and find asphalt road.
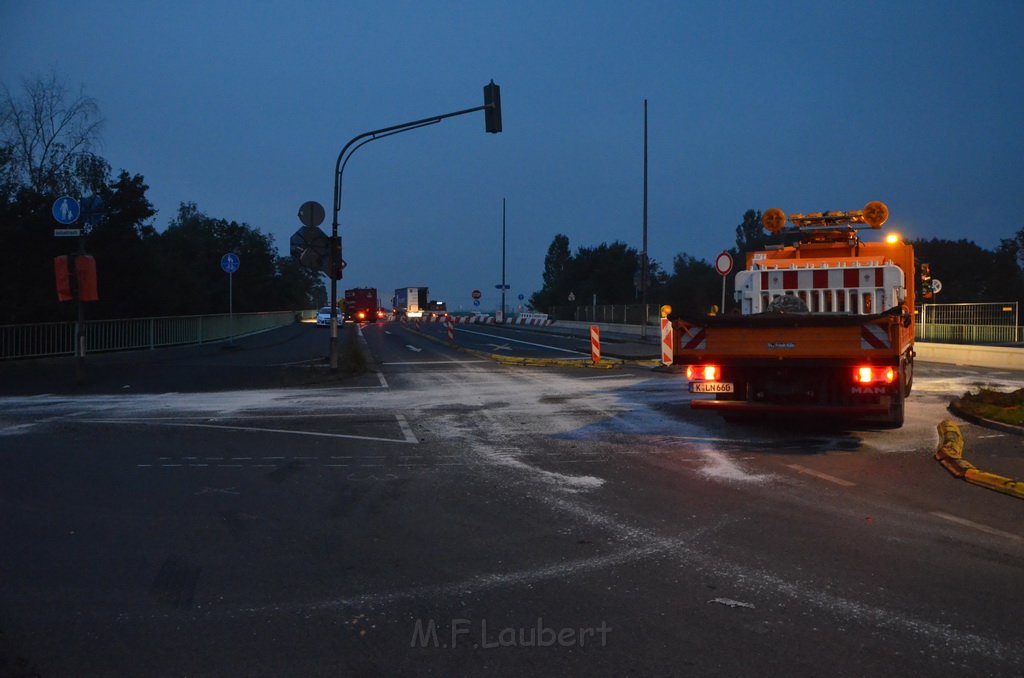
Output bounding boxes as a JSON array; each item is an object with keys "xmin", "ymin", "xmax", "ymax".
[{"xmin": 1, "ymin": 322, "xmax": 1022, "ymax": 677}]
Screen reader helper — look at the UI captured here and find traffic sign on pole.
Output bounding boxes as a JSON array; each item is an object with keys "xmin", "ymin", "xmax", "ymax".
[
  {"xmin": 298, "ymin": 201, "xmax": 325, "ymax": 228},
  {"xmin": 715, "ymin": 251, "xmax": 733, "ymax": 276},
  {"xmin": 52, "ymin": 196, "xmax": 81, "ymax": 225},
  {"xmin": 220, "ymin": 252, "xmax": 240, "ymax": 273}
]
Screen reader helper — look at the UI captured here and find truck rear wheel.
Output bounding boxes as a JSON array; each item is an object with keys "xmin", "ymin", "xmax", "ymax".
[
  {"xmin": 902, "ymin": 355, "xmax": 914, "ymax": 398},
  {"xmin": 887, "ymin": 364, "xmax": 907, "ymax": 428}
]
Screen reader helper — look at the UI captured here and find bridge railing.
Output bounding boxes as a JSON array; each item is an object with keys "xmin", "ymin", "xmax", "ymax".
[{"xmin": 0, "ymin": 310, "xmax": 313, "ymax": 360}]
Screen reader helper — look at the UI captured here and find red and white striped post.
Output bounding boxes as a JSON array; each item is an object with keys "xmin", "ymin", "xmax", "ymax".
[
  {"xmin": 590, "ymin": 324, "xmax": 600, "ymax": 364},
  {"xmin": 446, "ymin": 316, "xmax": 455, "ymax": 344},
  {"xmin": 661, "ymin": 317, "xmax": 673, "ymax": 365}
]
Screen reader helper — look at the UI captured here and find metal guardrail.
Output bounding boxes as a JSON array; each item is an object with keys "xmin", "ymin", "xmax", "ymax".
[
  {"xmin": 0, "ymin": 311, "xmax": 313, "ymax": 360},
  {"xmin": 549, "ymin": 302, "xmax": 1024, "ymax": 346},
  {"xmin": 550, "ymin": 304, "xmax": 660, "ymax": 324},
  {"xmin": 916, "ymin": 302, "xmax": 1020, "ymax": 345}
]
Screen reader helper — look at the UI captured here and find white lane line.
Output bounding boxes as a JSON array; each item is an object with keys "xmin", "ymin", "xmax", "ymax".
[
  {"xmin": 930, "ymin": 512, "xmax": 1023, "ymax": 543},
  {"xmin": 405, "ymin": 345, "xmax": 423, "ymax": 353},
  {"xmin": 376, "ymin": 370, "xmax": 388, "ymax": 388},
  {"xmin": 455, "ymin": 328, "xmax": 589, "ymax": 355},
  {"xmin": 80, "ymin": 419, "xmax": 418, "ymax": 444},
  {"xmin": 786, "ymin": 464, "xmax": 856, "ymax": 487},
  {"xmin": 396, "ymin": 414, "xmax": 417, "ymax": 443},
  {"xmin": 381, "ymin": 360, "xmax": 490, "ymax": 365}
]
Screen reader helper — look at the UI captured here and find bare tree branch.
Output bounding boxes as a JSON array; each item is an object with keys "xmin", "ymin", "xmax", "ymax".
[{"xmin": 0, "ymin": 72, "xmax": 104, "ymax": 194}]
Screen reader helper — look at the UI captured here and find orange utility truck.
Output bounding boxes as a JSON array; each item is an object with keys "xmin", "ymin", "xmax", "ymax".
[{"xmin": 677, "ymin": 201, "xmax": 915, "ymax": 427}]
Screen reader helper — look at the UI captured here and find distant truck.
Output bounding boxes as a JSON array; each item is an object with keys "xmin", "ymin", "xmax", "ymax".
[
  {"xmin": 393, "ymin": 287, "xmax": 429, "ymax": 319},
  {"xmin": 344, "ymin": 287, "xmax": 383, "ymax": 323},
  {"xmin": 423, "ymin": 299, "xmax": 448, "ymax": 318},
  {"xmin": 675, "ymin": 201, "xmax": 915, "ymax": 427}
]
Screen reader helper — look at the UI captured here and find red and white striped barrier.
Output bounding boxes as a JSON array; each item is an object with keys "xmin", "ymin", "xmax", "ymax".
[
  {"xmin": 590, "ymin": 325, "xmax": 600, "ymax": 364},
  {"xmin": 661, "ymin": 318, "xmax": 673, "ymax": 365},
  {"xmin": 410, "ymin": 315, "xmax": 556, "ymax": 326},
  {"xmin": 509, "ymin": 317, "xmax": 556, "ymax": 326},
  {"xmin": 446, "ymin": 317, "xmax": 455, "ymax": 343}
]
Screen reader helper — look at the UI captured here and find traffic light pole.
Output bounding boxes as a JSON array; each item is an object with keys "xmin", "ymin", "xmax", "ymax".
[{"xmin": 328, "ymin": 84, "xmax": 501, "ymax": 369}]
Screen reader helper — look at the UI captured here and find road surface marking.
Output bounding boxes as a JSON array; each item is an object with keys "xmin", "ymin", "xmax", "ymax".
[
  {"xmin": 82, "ymin": 419, "xmax": 418, "ymax": 444},
  {"xmin": 786, "ymin": 464, "xmax": 856, "ymax": 487},
  {"xmin": 396, "ymin": 414, "xmax": 417, "ymax": 443},
  {"xmin": 456, "ymin": 328, "xmax": 589, "ymax": 355},
  {"xmin": 381, "ymin": 360, "xmax": 489, "ymax": 365},
  {"xmin": 405, "ymin": 345, "xmax": 423, "ymax": 352},
  {"xmin": 929, "ymin": 512, "xmax": 1022, "ymax": 542}
]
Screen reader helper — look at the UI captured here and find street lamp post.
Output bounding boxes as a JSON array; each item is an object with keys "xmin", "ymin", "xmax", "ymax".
[{"xmin": 327, "ymin": 82, "xmax": 502, "ymax": 369}]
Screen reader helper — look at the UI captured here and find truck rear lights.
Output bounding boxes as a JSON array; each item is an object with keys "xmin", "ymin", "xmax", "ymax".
[
  {"xmin": 686, "ymin": 365, "xmax": 720, "ymax": 381},
  {"xmin": 854, "ymin": 366, "xmax": 895, "ymax": 384},
  {"xmin": 357, "ymin": 311, "xmax": 366, "ymax": 320}
]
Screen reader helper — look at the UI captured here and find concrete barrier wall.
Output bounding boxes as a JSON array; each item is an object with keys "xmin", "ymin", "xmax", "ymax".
[
  {"xmin": 914, "ymin": 342, "xmax": 1024, "ymax": 371},
  {"xmin": 531, "ymin": 320, "xmax": 1024, "ymax": 371}
]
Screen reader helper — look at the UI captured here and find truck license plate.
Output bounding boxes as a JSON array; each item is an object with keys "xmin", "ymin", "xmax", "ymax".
[{"xmin": 689, "ymin": 382, "xmax": 734, "ymax": 394}]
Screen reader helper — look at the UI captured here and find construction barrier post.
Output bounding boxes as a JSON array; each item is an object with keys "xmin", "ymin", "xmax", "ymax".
[
  {"xmin": 447, "ymin": 316, "xmax": 454, "ymax": 344},
  {"xmin": 661, "ymin": 318, "xmax": 673, "ymax": 365},
  {"xmin": 590, "ymin": 325, "xmax": 600, "ymax": 365}
]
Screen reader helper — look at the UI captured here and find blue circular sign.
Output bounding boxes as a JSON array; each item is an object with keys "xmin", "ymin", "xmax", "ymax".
[
  {"xmin": 220, "ymin": 253, "xmax": 240, "ymax": 273},
  {"xmin": 518, "ymin": 294, "xmax": 525, "ymax": 300},
  {"xmin": 52, "ymin": 196, "xmax": 81, "ymax": 225}
]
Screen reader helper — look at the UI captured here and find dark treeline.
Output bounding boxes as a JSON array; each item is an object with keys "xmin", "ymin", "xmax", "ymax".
[
  {"xmin": 1, "ymin": 74, "xmax": 322, "ymax": 325},
  {"xmin": 531, "ymin": 208, "xmax": 1024, "ymax": 319}
]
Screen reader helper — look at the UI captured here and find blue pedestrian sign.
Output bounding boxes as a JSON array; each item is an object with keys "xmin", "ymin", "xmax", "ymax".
[
  {"xmin": 52, "ymin": 196, "xmax": 81, "ymax": 225},
  {"xmin": 473, "ymin": 300, "xmax": 481, "ymax": 306},
  {"xmin": 220, "ymin": 252, "xmax": 240, "ymax": 273}
]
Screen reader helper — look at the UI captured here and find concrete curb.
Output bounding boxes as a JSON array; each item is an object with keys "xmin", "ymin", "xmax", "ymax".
[
  {"xmin": 934, "ymin": 420, "xmax": 1024, "ymax": 499},
  {"xmin": 947, "ymin": 401, "xmax": 1024, "ymax": 437}
]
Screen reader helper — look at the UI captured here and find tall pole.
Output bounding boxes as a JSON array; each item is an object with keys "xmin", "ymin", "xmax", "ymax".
[
  {"xmin": 326, "ymin": 89, "xmax": 501, "ymax": 369},
  {"xmin": 75, "ymin": 233, "xmax": 86, "ymax": 384},
  {"xmin": 641, "ymin": 99, "xmax": 649, "ymax": 339},
  {"xmin": 501, "ymin": 198, "xmax": 507, "ymax": 322}
]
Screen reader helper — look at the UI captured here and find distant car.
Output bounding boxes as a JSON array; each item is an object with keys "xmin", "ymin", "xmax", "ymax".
[{"xmin": 316, "ymin": 307, "xmax": 341, "ymax": 326}]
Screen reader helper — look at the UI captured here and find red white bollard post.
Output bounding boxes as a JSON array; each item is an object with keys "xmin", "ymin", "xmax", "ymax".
[
  {"xmin": 661, "ymin": 318, "xmax": 673, "ymax": 366},
  {"xmin": 447, "ymin": 316, "xmax": 454, "ymax": 344},
  {"xmin": 590, "ymin": 324, "xmax": 600, "ymax": 365}
]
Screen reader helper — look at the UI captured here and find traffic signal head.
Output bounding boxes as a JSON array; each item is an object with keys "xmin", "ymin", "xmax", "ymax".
[
  {"xmin": 920, "ymin": 262, "xmax": 932, "ymax": 299},
  {"xmin": 331, "ymin": 237, "xmax": 344, "ymax": 280},
  {"xmin": 484, "ymin": 80, "xmax": 502, "ymax": 134}
]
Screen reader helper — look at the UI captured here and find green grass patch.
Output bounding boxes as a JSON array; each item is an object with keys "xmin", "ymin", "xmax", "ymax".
[{"xmin": 954, "ymin": 387, "xmax": 1024, "ymax": 426}]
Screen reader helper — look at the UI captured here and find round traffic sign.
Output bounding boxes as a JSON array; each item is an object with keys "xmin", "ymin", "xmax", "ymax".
[
  {"xmin": 298, "ymin": 201, "xmax": 325, "ymax": 228},
  {"xmin": 52, "ymin": 196, "xmax": 81, "ymax": 225},
  {"xmin": 472, "ymin": 289, "xmax": 482, "ymax": 300},
  {"xmin": 930, "ymin": 278, "xmax": 942, "ymax": 294},
  {"xmin": 220, "ymin": 252, "xmax": 240, "ymax": 273},
  {"xmin": 715, "ymin": 251, "xmax": 734, "ymax": 276}
]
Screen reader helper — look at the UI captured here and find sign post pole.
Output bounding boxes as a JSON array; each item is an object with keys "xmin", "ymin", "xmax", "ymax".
[
  {"xmin": 715, "ymin": 251, "xmax": 734, "ymax": 314},
  {"xmin": 221, "ymin": 253, "xmax": 240, "ymax": 348}
]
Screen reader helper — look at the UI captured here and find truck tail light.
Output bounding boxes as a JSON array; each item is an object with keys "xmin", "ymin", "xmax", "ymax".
[
  {"xmin": 686, "ymin": 365, "xmax": 720, "ymax": 381},
  {"xmin": 357, "ymin": 311, "xmax": 366, "ymax": 320},
  {"xmin": 854, "ymin": 366, "xmax": 895, "ymax": 384}
]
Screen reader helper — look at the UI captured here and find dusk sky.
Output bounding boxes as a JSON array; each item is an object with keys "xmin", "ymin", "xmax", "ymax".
[{"xmin": 3, "ymin": 1, "xmax": 1022, "ymax": 311}]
